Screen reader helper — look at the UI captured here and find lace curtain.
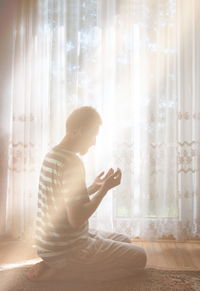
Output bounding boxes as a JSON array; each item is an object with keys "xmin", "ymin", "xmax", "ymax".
[{"xmin": 1, "ymin": 0, "xmax": 199, "ymax": 241}]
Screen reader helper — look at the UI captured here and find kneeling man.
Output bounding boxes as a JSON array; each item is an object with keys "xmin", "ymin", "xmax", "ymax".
[{"xmin": 26, "ymin": 106, "xmax": 146, "ymax": 281}]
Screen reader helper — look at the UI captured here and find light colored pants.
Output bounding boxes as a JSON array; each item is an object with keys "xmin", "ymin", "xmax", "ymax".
[{"xmin": 41, "ymin": 229, "xmax": 147, "ymax": 282}]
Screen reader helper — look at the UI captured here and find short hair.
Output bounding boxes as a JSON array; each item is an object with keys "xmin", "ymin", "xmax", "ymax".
[{"xmin": 66, "ymin": 106, "xmax": 102, "ymax": 133}]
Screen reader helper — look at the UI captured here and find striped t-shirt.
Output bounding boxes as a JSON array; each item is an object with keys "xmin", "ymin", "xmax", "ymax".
[{"xmin": 34, "ymin": 145, "xmax": 90, "ymax": 258}]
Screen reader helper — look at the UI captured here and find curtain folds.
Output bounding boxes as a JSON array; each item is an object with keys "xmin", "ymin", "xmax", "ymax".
[{"xmin": 1, "ymin": 0, "xmax": 199, "ymax": 241}]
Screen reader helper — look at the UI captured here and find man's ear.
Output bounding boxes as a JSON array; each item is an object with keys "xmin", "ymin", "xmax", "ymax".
[{"xmin": 73, "ymin": 127, "xmax": 83, "ymax": 137}]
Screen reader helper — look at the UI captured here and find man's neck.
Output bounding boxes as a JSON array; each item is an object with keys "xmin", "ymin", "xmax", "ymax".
[{"xmin": 58, "ymin": 136, "xmax": 78, "ymax": 153}]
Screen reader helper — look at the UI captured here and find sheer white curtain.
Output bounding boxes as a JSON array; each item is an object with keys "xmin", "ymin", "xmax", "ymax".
[
  {"xmin": 176, "ymin": 0, "xmax": 200, "ymax": 240},
  {"xmin": 2, "ymin": 0, "xmax": 200, "ymax": 241}
]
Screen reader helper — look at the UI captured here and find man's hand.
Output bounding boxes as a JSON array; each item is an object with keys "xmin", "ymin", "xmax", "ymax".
[
  {"xmin": 87, "ymin": 168, "xmax": 114, "ymax": 195},
  {"xmin": 100, "ymin": 168, "xmax": 122, "ymax": 192},
  {"xmin": 66, "ymin": 168, "xmax": 122, "ymax": 229}
]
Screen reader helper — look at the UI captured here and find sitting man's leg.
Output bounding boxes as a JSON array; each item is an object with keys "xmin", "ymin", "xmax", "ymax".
[
  {"xmin": 25, "ymin": 235, "xmax": 146, "ymax": 282},
  {"xmin": 80, "ymin": 236, "xmax": 147, "ymax": 282},
  {"xmin": 35, "ymin": 236, "xmax": 146, "ymax": 282},
  {"xmin": 89, "ymin": 229, "xmax": 132, "ymax": 244}
]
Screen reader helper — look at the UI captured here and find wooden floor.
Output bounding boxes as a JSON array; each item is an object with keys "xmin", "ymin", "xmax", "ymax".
[
  {"xmin": 0, "ymin": 240, "xmax": 200, "ymax": 271},
  {"xmin": 134, "ymin": 240, "xmax": 200, "ymax": 270}
]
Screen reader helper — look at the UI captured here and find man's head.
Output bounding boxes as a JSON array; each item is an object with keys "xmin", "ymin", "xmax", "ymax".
[{"xmin": 66, "ymin": 106, "xmax": 102, "ymax": 155}]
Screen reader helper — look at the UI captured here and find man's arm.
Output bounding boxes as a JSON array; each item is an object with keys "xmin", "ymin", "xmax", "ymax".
[
  {"xmin": 65, "ymin": 169, "xmax": 121, "ymax": 229},
  {"xmin": 87, "ymin": 185, "xmax": 98, "ymax": 195},
  {"xmin": 66, "ymin": 186, "xmax": 107, "ymax": 228},
  {"xmin": 87, "ymin": 169, "xmax": 114, "ymax": 196}
]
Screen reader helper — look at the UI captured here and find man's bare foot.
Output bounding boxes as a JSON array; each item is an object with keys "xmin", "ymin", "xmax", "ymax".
[
  {"xmin": 24, "ymin": 261, "xmax": 51, "ymax": 281},
  {"xmin": 24, "ymin": 261, "xmax": 68, "ymax": 281},
  {"xmin": 25, "ymin": 261, "xmax": 75, "ymax": 281}
]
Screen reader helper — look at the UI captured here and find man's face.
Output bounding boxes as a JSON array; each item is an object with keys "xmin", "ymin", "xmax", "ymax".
[{"xmin": 78, "ymin": 125, "xmax": 100, "ymax": 155}]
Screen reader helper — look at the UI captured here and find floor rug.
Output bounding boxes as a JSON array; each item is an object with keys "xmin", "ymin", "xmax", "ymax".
[{"xmin": 1, "ymin": 266, "xmax": 200, "ymax": 291}]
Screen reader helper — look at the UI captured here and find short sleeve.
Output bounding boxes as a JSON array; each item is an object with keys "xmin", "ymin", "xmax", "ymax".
[{"xmin": 60, "ymin": 157, "xmax": 89, "ymax": 204}]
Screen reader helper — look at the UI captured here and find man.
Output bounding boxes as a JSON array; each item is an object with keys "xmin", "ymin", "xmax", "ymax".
[{"xmin": 25, "ymin": 106, "xmax": 146, "ymax": 282}]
